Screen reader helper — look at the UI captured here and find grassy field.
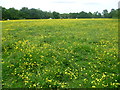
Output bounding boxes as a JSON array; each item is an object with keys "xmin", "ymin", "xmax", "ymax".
[{"xmin": 2, "ymin": 19, "xmax": 119, "ymax": 88}]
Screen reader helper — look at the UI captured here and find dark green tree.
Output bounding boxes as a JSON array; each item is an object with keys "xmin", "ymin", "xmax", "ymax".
[
  {"xmin": 102, "ymin": 9, "xmax": 109, "ymax": 18},
  {"xmin": 1, "ymin": 6, "xmax": 119, "ymax": 20},
  {"xmin": 60, "ymin": 13, "xmax": 69, "ymax": 19},
  {"xmin": 20, "ymin": 7, "xmax": 30, "ymax": 19},
  {"xmin": 53, "ymin": 11, "xmax": 60, "ymax": 19},
  {"xmin": 93, "ymin": 11, "xmax": 102, "ymax": 18}
]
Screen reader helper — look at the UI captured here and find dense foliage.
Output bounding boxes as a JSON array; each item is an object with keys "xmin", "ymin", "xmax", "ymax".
[{"xmin": 0, "ymin": 6, "xmax": 120, "ymax": 20}]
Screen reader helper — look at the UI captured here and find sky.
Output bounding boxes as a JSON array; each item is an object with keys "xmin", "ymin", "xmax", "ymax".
[{"xmin": 0, "ymin": 0, "xmax": 119, "ymax": 13}]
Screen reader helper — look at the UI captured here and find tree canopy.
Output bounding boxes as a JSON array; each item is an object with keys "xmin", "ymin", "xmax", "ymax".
[{"xmin": 0, "ymin": 6, "xmax": 119, "ymax": 20}]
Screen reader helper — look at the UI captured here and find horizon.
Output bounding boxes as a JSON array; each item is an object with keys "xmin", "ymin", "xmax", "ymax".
[{"xmin": 1, "ymin": 0, "xmax": 119, "ymax": 14}]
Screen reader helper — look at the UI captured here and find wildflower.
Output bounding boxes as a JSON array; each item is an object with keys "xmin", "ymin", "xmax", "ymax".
[
  {"xmin": 33, "ymin": 84, "xmax": 36, "ymax": 87},
  {"xmin": 29, "ymin": 55, "xmax": 32, "ymax": 57},
  {"xmin": 15, "ymin": 47, "xmax": 18, "ymax": 49},
  {"xmin": 40, "ymin": 55, "xmax": 44, "ymax": 58},
  {"xmin": 92, "ymin": 86, "xmax": 96, "ymax": 88},
  {"xmin": 48, "ymin": 80, "xmax": 52, "ymax": 82},
  {"xmin": 24, "ymin": 81, "xmax": 29, "ymax": 83}
]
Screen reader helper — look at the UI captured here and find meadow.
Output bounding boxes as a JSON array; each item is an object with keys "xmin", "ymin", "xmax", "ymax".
[{"xmin": 2, "ymin": 19, "xmax": 119, "ymax": 88}]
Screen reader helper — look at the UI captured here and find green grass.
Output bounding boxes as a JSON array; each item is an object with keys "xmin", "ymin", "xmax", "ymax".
[{"xmin": 2, "ymin": 19, "xmax": 119, "ymax": 88}]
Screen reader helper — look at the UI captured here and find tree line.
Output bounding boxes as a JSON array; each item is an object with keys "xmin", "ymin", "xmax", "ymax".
[{"xmin": 0, "ymin": 6, "xmax": 120, "ymax": 20}]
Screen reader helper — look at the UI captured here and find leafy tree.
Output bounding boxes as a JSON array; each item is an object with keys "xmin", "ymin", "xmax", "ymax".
[
  {"xmin": 60, "ymin": 13, "xmax": 69, "ymax": 19},
  {"xmin": 0, "ymin": 6, "xmax": 2, "ymax": 20},
  {"xmin": 29, "ymin": 8, "xmax": 39, "ymax": 19},
  {"xmin": 118, "ymin": 8, "xmax": 120, "ymax": 19},
  {"xmin": 102, "ymin": 9, "xmax": 109, "ymax": 18},
  {"xmin": 6, "ymin": 8, "xmax": 19, "ymax": 19},
  {"xmin": 20, "ymin": 7, "xmax": 30, "ymax": 19},
  {"xmin": 87, "ymin": 12, "xmax": 93, "ymax": 18},
  {"xmin": 109, "ymin": 9, "xmax": 115, "ymax": 18},
  {"xmin": 93, "ymin": 11, "xmax": 102, "ymax": 18},
  {"xmin": 1, "ymin": 6, "xmax": 119, "ymax": 20},
  {"xmin": 53, "ymin": 11, "xmax": 60, "ymax": 19},
  {"xmin": 109, "ymin": 9, "xmax": 119, "ymax": 18},
  {"xmin": 79, "ymin": 11, "xmax": 89, "ymax": 18}
]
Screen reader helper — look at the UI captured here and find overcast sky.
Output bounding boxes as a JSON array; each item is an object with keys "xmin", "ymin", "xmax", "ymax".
[{"xmin": 0, "ymin": 0, "xmax": 119, "ymax": 13}]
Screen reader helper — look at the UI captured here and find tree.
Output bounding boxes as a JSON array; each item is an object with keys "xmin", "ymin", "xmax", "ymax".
[
  {"xmin": 1, "ymin": 6, "xmax": 119, "ymax": 20},
  {"xmin": 53, "ymin": 11, "xmax": 60, "ymax": 19},
  {"xmin": 102, "ymin": 9, "xmax": 109, "ymax": 18},
  {"xmin": 109, "ymin": 9, "xmax": 115, "ymax": 18},
  {"xmin": 29, "ymin": 8, "xmax": 40, "ymax": 19},
  {"xmin": 118, "ymin": 8, "xmax": 120, "ymax": 19},
  {"xmin": 20, "ymin": 7, "xmax": 30, "ymax": 19},
  {"xmin": 6, "ymin": 8, "xmax": 20, "ymax": 19},
  {"xmin": 87, "ymin": 12, "xmax": 93, "ymax": 18},
  {"xmin": 61, "ymin": 13, "xmax": 69, "ymax": 19},
  {"xmin": 93, "ymin": 11, "xmax": 102, "ymax": 18},
  {"xmin": 78, "ymin": 11, "xmax": 89, "ymax": 18}
]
